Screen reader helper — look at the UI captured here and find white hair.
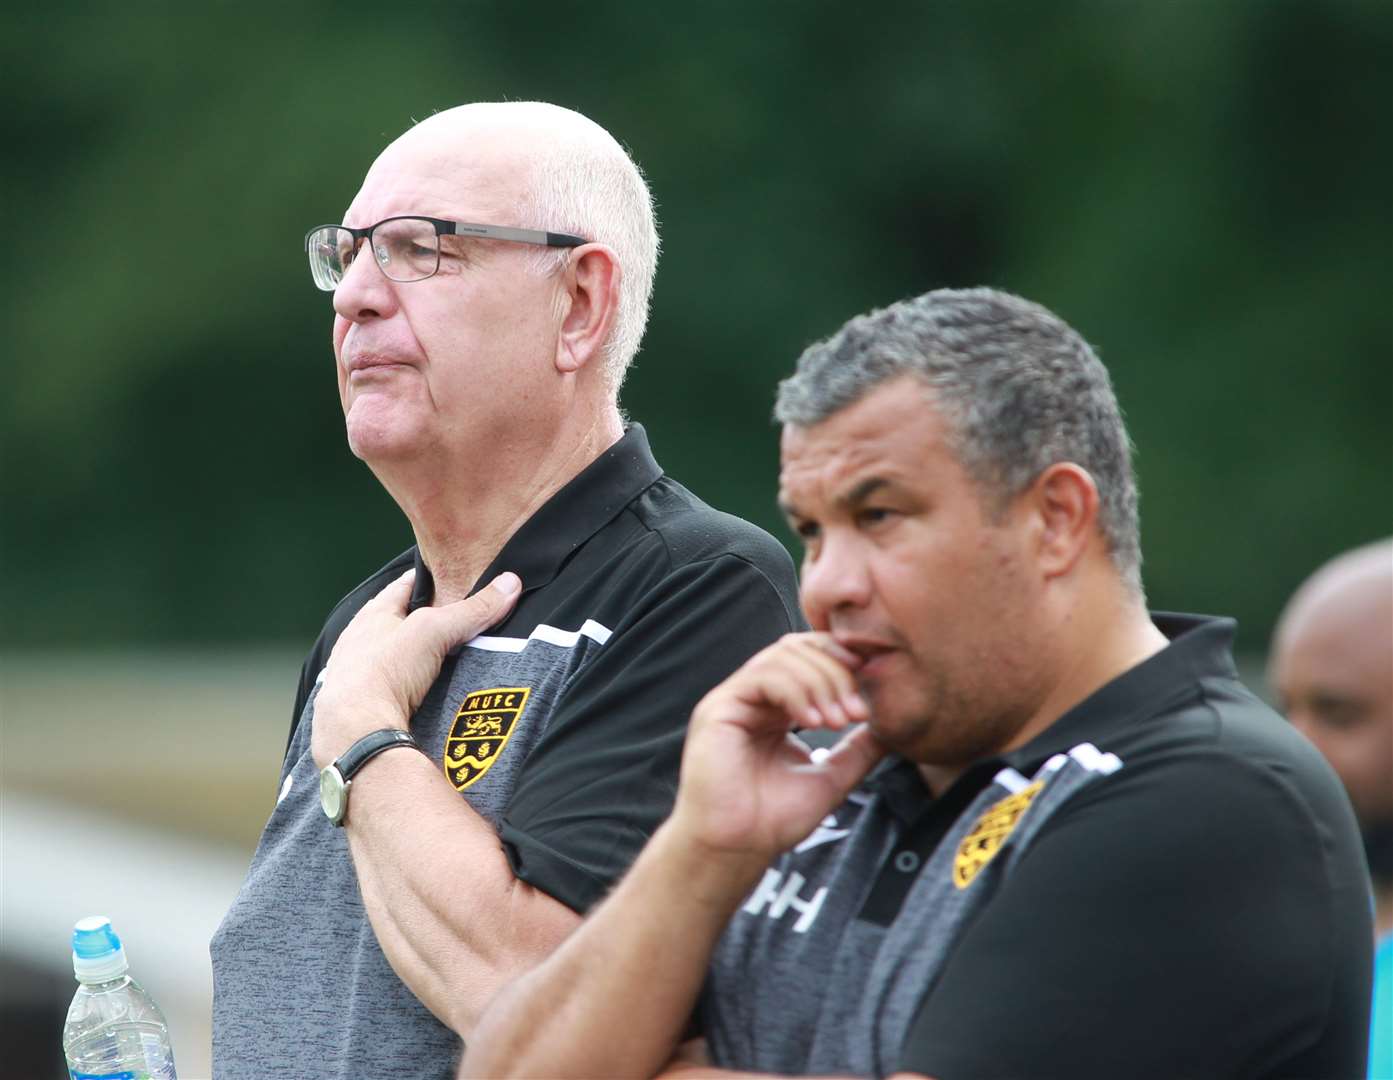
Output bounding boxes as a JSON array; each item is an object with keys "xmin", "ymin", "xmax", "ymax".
[{"xmin": 513, "ymin": 116, "xmax": 660, "ymax": 395}]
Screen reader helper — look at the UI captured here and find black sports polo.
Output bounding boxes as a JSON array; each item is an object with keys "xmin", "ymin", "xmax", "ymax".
[
  {"xmin": 211, "ymin": 425, "xmax": 804, "ymax": 1078},
  {"xmin": 701, "ymin": 614, "xmax": 1373, "ymax": 1078}
]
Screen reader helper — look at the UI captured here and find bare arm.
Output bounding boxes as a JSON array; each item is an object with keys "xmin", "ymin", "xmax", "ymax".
[
  {"xmin": 652, "ymin": 1042, "xmax": 933, "ymax": 1079},
  {"xmin": 310, "ymin": 569, "xmax": 578, "ymax": 1036},
  {"xmin": 656, "ymin": 1056, "xmax": 929, "ymax": 1080},
  {"xmin": 461, "ymin": 634, "xmax": 889, "ymax": 1078},
  {"xmin": 338, "ymin": 743, "xmax": 580, "ymax": 1034},
  {"xmin": 461, "ymin": 819, "xmax": 754, "ymax": 1078}
]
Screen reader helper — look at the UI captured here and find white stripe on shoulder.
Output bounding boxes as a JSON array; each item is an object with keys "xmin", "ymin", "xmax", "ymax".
[
  {"xmin": 1068, "ymin": 741, "xmax": 1123, "ymax": 774},
  {"xmin": 1042, "ymin": 743, "xmax": 1124, "ymax": 777},
  {"xmin": 464, "ymin": 618, "xmax": 613, "ymax": 653},
  {"xmin": 992, "ymin": 767, "xmax": 1032, "ymax": 793},
  {"xmin": 1047, "ymin": 741, "xmax": 1119, "ymax": 774}
]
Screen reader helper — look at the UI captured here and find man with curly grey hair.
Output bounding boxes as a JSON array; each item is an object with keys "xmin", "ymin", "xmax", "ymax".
[
  {"xmin": 773, "ymin": 287, "xmax": 1143, "ymax": 593},
  {"xmin": 456, "ymin": 287, "xmax": 1372, "ymax": 1078}
]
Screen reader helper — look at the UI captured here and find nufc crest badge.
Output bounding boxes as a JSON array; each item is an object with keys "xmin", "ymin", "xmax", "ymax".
[
  {"xmin": 442, "ymin": 687, "xmax": 530, "ymax": 791},
  {"xmin": 953, "ymin": 780, "xmax": 1044, "ymax": 890}
]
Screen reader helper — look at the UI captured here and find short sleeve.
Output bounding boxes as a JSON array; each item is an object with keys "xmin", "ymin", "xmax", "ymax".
[
  {"xmin": 499, "ymin": 554, "xmax": 801, "ymax": 913},
  {"xmin": 897, "ymin": 752, "xmax": 1373, "ymax": 1080}
]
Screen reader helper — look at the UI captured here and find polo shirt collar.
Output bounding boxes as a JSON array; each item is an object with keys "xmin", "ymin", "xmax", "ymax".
[
  {"xmin": 999, "ymin": 612, "xmax": 1237, "ymax": 771},
  {"xmin": 863, "ymin": 612, "xmax": 1237, "ymax": 819},
  {"xmin": 409, "ymin": 424, "xmax": 663, "ymax": 608}
]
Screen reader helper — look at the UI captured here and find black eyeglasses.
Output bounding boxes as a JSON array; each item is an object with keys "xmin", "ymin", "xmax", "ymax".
[{"xmin": 304, "ymin": 215, "xmax": 588, "ymax": 291}]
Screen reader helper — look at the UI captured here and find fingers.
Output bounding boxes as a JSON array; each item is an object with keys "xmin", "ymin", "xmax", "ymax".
[
  {"xmin": 804, "ymin": 635, "xmax": 862, "ymax": 671},
  {"xmin": 735, "ymin": 633, "xmax": 868, "ymax": 733},
  {"xmin": 413, "ymin": 571, "xmax": 522, "ymax": 654},
  {"xmin": 782, "ymin": 635, "xmax": 868, "ymax": 729},
  {"xmin": 364, "ymin": 568, "xmax": 418, "ymax": 614},
  {"xmin": 816, "ymin": 725, "xmax": 890, "ymax": 802}
]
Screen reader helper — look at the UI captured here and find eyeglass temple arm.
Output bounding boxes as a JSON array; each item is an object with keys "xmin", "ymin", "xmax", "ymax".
[{"xmin": 443, "ymin": 222, "xmax": 587, "ymax": 249}]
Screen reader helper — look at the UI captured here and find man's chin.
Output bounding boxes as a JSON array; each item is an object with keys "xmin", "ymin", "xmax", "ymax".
[
  {"xmin": 861, "ymin": 697, "xmax": 929, "ymax": 759},
  {"xmin": 344, "ymin": 412, "xmax": 424, "ymax": 464},
  {"xmin": 348, "ymin": 431, "xmax": 413, "ymax": 463},
  {"xmin": 862, "ymin": 698, "xmax": 1000, "ymax": 773}
]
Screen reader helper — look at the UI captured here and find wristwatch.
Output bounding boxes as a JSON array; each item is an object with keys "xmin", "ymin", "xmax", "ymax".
[{"xmin": 319, "ymin": 729, "xmax": 421, "ymax": 826}]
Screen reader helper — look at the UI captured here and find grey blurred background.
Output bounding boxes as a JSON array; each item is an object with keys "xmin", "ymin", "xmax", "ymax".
[{"xmin": 2, "ymin": 2, "xmax": 1389, "ymax": 1076}]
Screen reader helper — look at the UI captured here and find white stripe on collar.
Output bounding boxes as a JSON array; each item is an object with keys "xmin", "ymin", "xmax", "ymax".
[{"xmin": 464, "ymin": 618, "xmax": 613, "ymax": 653}]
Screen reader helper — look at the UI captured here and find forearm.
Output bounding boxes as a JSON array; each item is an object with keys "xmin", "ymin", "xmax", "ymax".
[
  {"xmin": 461, "ymin": 821, "xmax": 767, "ymax": 1079},
  {"xmin": 653, "ymin": 1046, "xmax": 891, "ymax": 1080},
  {"xmin": 343, "ymin": 746, "xmax": 580, "ymax": 1036},
  {"xmin": 657, "ymin": 1070, "xmax": 890, "ymax": 1080}
]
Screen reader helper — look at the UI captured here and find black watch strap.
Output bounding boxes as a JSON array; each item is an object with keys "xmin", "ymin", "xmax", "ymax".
[{"xmin": 335, "ymin": 729, "xmax": 421, "ymax": 780}]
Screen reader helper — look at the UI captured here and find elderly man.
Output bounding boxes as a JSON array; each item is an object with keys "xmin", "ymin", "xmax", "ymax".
[
  {"xmin": 428, "ymin": 287, "xmax": 1364, "ymax": 1077},
  {"xmin": 1270, "ymin": 540, "xmax": 1393, "ymax": 1079},
  {"xmin": 210, "ymin": 102, "xmax": 801, "ymax": 1078}
]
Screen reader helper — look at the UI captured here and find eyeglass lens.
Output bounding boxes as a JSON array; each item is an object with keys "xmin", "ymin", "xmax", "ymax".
[{"xmin": 307, "ymin": 218, "xmax": 440, "ymax": 290}]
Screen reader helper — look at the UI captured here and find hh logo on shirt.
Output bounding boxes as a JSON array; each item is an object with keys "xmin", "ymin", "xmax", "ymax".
[
  {"xmin": 443, "ymin": 687, "xmax": 530, "ymax": 791},
  {"xmin": 742, "ymin": 868, "xmax": 829, "ymax": 933}
]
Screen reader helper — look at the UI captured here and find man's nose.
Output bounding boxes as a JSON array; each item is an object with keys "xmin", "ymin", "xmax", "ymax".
[
  {"xmin": 799, "ymin": 536, "xmax": 873, "ymax": 628},
  {"xmin": 332, "ymin": 242, "xmax": 398, "ymax": 323}
]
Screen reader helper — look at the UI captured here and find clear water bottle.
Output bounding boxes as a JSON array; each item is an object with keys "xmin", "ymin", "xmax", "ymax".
[{"xmin": 62, "ymin": 916, "xmax": 177, "ymax": 1080}]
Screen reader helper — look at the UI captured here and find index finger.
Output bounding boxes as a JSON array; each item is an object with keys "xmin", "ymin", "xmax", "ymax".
[
  {"xmin": 801, "ymin": 632, "xmax": 862, "ymax": 671},
  {"xmin": 361, "ymin": 567, "xmax": 418, "ymax": 615}
]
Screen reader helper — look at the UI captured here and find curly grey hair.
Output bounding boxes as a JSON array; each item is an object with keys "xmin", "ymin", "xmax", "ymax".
[{"xmin": 775, "ymin": 287, "xmax": 1143, "ymax": 594}]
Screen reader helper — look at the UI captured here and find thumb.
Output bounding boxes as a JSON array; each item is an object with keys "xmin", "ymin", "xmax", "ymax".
[
  {"xmin": 817, "ymin": 725, "xmax": 889, "ymax": 803},
  {"xmin": 424, "ymin": 572, "xmax": 523, "ymax": 653}
]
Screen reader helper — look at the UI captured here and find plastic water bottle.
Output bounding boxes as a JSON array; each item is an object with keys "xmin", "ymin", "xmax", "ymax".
[{"xmin": 62, "ymin": 916, "xmax": 177, "ymax": 1080}]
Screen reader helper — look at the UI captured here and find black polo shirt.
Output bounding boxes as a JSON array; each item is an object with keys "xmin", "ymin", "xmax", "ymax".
[
  {"xmin": 212, "ymin": 425, "xmax": 804, "ymax": 1078},
  {"xmin": 702, "ymin": 614, "xmax": 1373, "ymax": 1079}
]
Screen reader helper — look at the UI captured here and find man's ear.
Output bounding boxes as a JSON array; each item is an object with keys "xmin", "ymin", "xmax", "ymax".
[
  {"xmin": 555, "ymin": 243, "xmax": 621, "ymax": 375},
  {"xmin": 1026, "ymin": 462, "xmax": 1100, "ymax": 580}
]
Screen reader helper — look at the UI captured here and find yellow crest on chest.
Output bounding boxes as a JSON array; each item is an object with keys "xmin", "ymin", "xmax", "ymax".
[
  {"xmin": 953, "ymin": 780, "xmax": 1044, "ymax": 890},
  {"xmin": 442, "ymin": 687, "xmax": 530, "ymax": 791}
]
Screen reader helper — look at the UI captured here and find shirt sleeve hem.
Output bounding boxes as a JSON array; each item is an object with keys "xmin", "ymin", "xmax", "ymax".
[{"xmin": 498, "ymin": 818, "xmax": 612, "ymax": 914}]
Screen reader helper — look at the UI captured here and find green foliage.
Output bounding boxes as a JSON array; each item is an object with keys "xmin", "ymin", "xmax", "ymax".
[{"xmin": 3, "ymin": 0, "xmax": 1389, "ymax": 649}]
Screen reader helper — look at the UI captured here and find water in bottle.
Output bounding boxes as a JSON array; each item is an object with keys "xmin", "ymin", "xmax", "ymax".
[{"xmin": 62, "ymin": 916, "xmax": 177, "ymax": 1080}]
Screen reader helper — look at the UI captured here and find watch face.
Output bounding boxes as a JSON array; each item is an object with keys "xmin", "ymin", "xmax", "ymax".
[{"xmin": 320, "ymin": 766, "xmax": 347, "ymax": 824}]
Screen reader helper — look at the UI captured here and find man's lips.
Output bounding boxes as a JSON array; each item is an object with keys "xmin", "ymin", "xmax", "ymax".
[
  {"xmin": 345, "ymin": 354, "xmax": 415, "ymax": 378},
  {"xmin": 346, "ymin": 355, "xmax": 412, "ymax": 376},
  {"xmin": 831, "ymin": 635, "xmax": 899, "ymax": 672}
]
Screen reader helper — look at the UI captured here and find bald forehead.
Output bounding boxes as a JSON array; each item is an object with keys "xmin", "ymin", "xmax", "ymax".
[
  {"xmin": 1276, "ymin": 543, "xmax": 1393, "ymax": 658},
  {"xmin": 1284, "ymin": 546, "xmax": 1391, "ymax": 624},
  {"xmin": 367, "ymin": 117, "xmax": 523, "ymax": 196},
  {"xmin": 350, "ymin": 102, "xmax": 617, "ymax": 223},
  {"xmin": 348, "ymin": 125, "xmax": 506, "ymax": 225},
  {"xmin": 383, "ymin": 102, "xmax": 617, "ymax": 176},
  {"xmin": 407, "ymin": 101, "xmax": 617, "ymax": 145}
]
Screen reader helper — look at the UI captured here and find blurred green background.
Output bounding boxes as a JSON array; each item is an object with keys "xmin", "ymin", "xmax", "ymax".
[
  {"xmin": 2, "ymin": 1, "xmax": 1389, "ymax": 655},
  {"xmin": 1, "ymin": 4, "xmax": 1389, "ymax": 1075}
]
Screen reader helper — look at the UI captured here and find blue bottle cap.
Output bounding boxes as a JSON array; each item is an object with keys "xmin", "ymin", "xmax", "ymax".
[
  {"xmin": 72, "ymin": 915, "xmax": 129, "ymax": 982},
  {"xmin": 73, "ymin": 916, "xmax": 122, "ymax": 958}
]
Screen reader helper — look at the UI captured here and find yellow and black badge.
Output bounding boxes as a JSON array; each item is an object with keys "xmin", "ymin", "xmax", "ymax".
[
  {"xmin": 953, "ymin": 780, "xmax": 1044, "ymax": 890},
  {"xmin": 442, "ymin": 687, "xmax": 531, "ymax": 791}
]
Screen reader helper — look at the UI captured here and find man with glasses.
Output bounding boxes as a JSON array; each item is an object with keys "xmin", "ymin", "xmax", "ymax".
[{"xmin": 210, "ymin": 101, "xmax": 802, "ymax": 1078}]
